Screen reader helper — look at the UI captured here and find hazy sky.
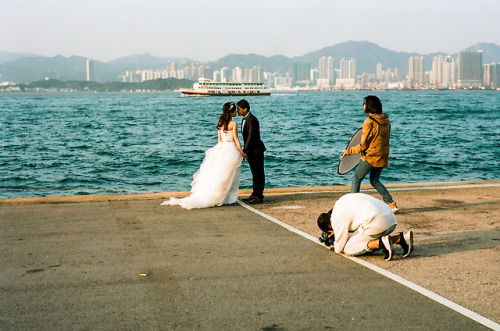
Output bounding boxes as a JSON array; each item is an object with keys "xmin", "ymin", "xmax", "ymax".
[{"xmin": 2, "ymin": 0, "xmax": 500, "ymax": 62}]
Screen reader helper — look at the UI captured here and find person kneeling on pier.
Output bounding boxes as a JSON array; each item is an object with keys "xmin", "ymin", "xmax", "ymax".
[{"xmin": 317, "ymin": 193, "xmax": 413, "ymax": 261}]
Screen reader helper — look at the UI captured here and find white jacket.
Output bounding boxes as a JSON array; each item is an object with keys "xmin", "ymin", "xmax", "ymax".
[{"xmin": 331, "ymin": 193, "xmax": 397, "ymax": 254}]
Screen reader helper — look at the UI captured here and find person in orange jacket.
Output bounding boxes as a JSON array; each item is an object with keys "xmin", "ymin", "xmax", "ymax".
[{"xmin": 342, "ymin": 95, "xmax": 399, "ymax": 213}]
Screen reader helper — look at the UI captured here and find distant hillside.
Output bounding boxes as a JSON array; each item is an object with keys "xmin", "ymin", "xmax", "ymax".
[
  {"xmin": 0, "ymin": 55, "xmax": 119, "ymax": 82},
  {"xmin": 108, "ymin": 53, "xmax": 193, "ymax": 69},
  {"xmin": 294, "ymin": 41, "xmax": 446, "ymax": 75},
  {"xmin": 2, "ymin": 41, "xmax": 500, "ymax": 83},
  {"xmin": 0, "ymin": 53, "xmax": 194, "ymax": 83},
  {"xmin": 0, "ymin": 50, "xmax": 38, "ymax": 64},
  {"xmin": 212, "ymin": 41, "xmax": 500, "ymax": 77}
]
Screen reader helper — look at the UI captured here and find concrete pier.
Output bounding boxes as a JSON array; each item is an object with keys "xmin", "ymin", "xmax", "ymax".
[{"xmin": 1, "ymin": 181, "xmax": 498, "ymax": 330}]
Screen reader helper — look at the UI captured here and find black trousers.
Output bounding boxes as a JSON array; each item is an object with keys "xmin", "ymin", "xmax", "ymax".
[{"xmin": 248, "ymin": 152, "xmax": 265, "ymax": 198}]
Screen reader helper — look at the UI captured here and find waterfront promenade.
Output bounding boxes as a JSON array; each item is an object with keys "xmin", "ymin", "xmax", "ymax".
[{"xmin": 1, "ymin": 180, "xmax": 499, "ymax": 330}]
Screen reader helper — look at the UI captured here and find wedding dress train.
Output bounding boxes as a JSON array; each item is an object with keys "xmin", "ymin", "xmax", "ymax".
[{"xmin": 161, "ymin": 130, "xmax": 242, "ymax": 209}]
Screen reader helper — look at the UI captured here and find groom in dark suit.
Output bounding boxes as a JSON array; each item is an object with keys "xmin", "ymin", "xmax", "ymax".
[{"xmin": 237, "ymin": 99, "xmax": 266, "ymax": 204}]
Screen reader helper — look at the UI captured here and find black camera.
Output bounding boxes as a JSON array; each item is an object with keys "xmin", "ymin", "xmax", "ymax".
[{"xmin": 319, "ymin": 232, "xmax": 334, "ymax": 247}]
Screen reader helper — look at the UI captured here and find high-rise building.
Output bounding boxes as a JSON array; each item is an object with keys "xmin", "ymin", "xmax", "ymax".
[
  {"xmin": 86, "ymin": 59, "xmax": 95, "ymax": 82},
  {"xmin": 493, "ymin": 64, "xmax": 500, "ymax": 89},
  {"xmin": 335, "ymin": 58, "xmax": 357, "ymax": 88},
  {"xmin": 483, "ymin": 63, "xmax": 500, "ymax": 89},
  {"xmin": 167, "ymin": 61, "xmax": 176, "ymax": 72},
  {"xmin": 458, "ymin": 50, "xmax": 482, "ymax": 88},
  {"xmin": 252, "ymin": 66, "xmax": 262, "ymax": 83},
  {"xmin": 431, "ymin": 55, "xmax": 456, "ymax": 87},
  {"xmin": 220, "ymin": 67, "xmax": 230, "ymax": 82},
  {"xmin": 431, "ymin": 56, "xmax": 442, "ymax": 85},
  {"xmin": 292, "ymin": 62, "xmax": 311, "ymax": 85},
  {"xmin": 408, "ymin": 56, "xmax": 424, "ymax": 86},
  {"xmin": 213, "ymin": 70, "xmax": 221, "ymax": 82},
  {"xmin": 328, "ymin": 57, "xmax": 335, "ymax": 84},
  {"xmin": 240, "ymin": 66, "xmax": 263, "ymax": 83},
  {"xmin": 310, "ymin": 68, "xmax": 319, "ymax": 81},
  {"xmin": 385, "ymin": 68, "xmax": 393, "ymax": 82},
  {"xmin": 197, "ymin": 65, "xmax": 205, "ymax": 80},
  {"xmin": 376, "ymin": 63, "xmax": 383, "ymax": 81},
  {"xmin": 318, "ymin": 56, "xmax": 335, "ymax": 85},
  {"xmin": 442, "ymin": 56, "xmax": 456, "ymax": 87},
  {"xmin": 319, "ymin": 57, "xmax": 327, "ymax": 79},
  {"xmin": 232, "ymin": 66, "xmax": 243, "ymax": 82},
  {"xmin": 339, "ymin": 58, "xmax": 356, "ymax": 79}
]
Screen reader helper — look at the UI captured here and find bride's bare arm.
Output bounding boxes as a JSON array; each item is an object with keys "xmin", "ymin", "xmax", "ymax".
[
  {"xmin": 230, "ymin": 122, "xmax": 246, "ymax": 160},
  {"xmin": 218, "ymin": 129, "xmax": 222, "ymax": 143}
]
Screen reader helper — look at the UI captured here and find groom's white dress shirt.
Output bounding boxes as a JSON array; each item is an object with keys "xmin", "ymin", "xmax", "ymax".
[{"xmin": 241, "ymin": 112, "xmax": 250, "ymax": 133}]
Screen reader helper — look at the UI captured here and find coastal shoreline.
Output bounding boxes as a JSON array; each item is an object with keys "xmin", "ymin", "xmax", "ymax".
[{"xmin": 1, "ymin": 179, "xmax": 498, "ymax": 205}]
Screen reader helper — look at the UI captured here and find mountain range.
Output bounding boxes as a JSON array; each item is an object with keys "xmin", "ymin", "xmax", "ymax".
[{"xmin": 1, "ymin": 41, "xmax": 500, "ymax": 83}]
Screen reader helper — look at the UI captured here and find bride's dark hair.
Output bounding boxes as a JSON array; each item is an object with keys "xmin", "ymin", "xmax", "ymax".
[{"xmin": 217, "ymin": 102, "xmax": 236, "ymax": 131}]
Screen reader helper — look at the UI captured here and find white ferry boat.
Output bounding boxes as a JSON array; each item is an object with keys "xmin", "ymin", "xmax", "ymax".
[{"xmin": 180, "ymin": 78, "xmax": 271, "ymax": 96}]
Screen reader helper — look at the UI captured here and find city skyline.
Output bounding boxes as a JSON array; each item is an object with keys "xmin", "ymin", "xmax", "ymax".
[
  {"xmin": 117, "ymin": 50, "xmax": 496, "ymax": 90},
  {"xmin": 1, "ymin": 0, "xmax": 500, "ymax": 63},
  {"xmin": 4, "ymin": 49, "xmax": 498, "ymax": 91},
  {"xmin": 5, "ymin": 39, "xmax": 499, "ymax": 86}
]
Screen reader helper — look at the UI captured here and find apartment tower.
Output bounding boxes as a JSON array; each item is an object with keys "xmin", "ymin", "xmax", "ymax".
[
  {"xmin": 408, "ymin": 56, "xmax": 424, "ymax": 86},
  {"xmin": 86, "ymin": 59, "xmax": 95, "ymax": 82},
  {"xmin": 458, "ymin": 50, "xmax": 483, "ymax": 88}
]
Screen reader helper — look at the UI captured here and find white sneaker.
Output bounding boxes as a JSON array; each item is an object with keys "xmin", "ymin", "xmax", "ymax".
[
  {"xmin": 380, "ymin": 235, "xmax": 394, "ymax": 261},
  {"xmin": 399, "ymin": 231, "xmax": 414, "ymax": 257}
]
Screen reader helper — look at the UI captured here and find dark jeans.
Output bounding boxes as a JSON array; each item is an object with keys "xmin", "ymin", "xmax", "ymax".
[
  {"xmin": 248, "ymin": 152, "xmax": 265, "ymax": 198},
  {"xmin": 350, "ymin": 160, "xmax": 393, "ymax": 204}
]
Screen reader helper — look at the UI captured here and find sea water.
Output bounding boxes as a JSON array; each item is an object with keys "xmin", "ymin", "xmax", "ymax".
[{"xmin": 1, "ymin": 91, "xmax": 499, "ymax": 198}]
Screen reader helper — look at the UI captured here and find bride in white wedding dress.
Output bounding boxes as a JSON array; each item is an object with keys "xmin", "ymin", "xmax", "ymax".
[{"xmin": 161, "ymin": 102, "xmax": 246, "ymax": 209}]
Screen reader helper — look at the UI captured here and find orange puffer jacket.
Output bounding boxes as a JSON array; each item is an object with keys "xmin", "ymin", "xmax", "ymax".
[{"xmin": 347, "ymin": 113, "xmax": 391, "ymax": 168}]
